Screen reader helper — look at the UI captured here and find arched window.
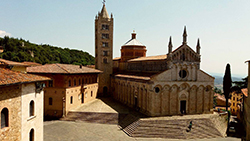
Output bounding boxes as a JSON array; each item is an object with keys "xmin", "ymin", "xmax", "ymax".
[
  {"xmin": 1, "ymin": 108, "xmax": 9, "ymax": 128},
  {"xmin": 29, "ymin": 128, "xmax": 34, "ymax": 141},
  {"xmin": 70, "ymin": 96, "xmax": 73, "ymax": 104},
  {"xmin": 68, "ymin": 80, "xmax": 71, "ymax": 87},
  {"xmin": 49, "ymin": 97, "xmax": 53, "ymax": 105},
  {"xmin": 30, "ymin": 101, "xmax": 34, "ymax": 117},
  {"xmin": 74, "ymin": 79, "xmax": 76, "ymax": 86}
]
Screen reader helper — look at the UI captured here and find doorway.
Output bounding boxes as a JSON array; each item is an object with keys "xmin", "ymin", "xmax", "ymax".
[
  {"xmin": 103, "ymin": 86, "xmax": 108, "ymax": 96},
  {"xmin": 180, "ymin": 100, "xmax": 186, "ymax": 114}
]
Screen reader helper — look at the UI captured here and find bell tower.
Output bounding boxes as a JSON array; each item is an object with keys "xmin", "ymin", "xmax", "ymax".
[{"xmin": 95, "ymin": 2, "xmax": 113, "ymax": 96}]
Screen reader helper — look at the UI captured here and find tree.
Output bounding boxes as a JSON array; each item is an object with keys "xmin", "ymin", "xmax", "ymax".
[{"xmin": 223, "ymin": 63, "xmax": 232, "ymax": 132}]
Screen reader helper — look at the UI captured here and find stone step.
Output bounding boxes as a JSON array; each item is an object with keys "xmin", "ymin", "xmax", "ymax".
[{"xmin": 128, "ymin": 118, "xmax": 223, "ymax": 139}]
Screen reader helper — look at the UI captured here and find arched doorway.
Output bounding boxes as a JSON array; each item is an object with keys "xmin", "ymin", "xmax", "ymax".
[
  {"xmin": 103, "ymin": 86, "xmax": 108, "ymax": 96},
  {"xmin": 180, "ymin": 100, "xmax": 186, "ymax": 114}
]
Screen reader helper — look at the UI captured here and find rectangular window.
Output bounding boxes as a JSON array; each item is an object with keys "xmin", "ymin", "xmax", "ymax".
[
  {"xmin": 102, "ymin": 42, "xmax": 108, "ymax": 47},
  {"xmin": 103, "ymin": 51, "xmax": 108, "ymax": 56},
  {"xmin": 103, "ymin": 58, "xmax": 108, "ymax": 64},
  {"xmin": 49, "ymin": 97, "xmax": 53, "ymax": 105},
  {"xmin": 102, "ymin": 24, "xmax": 109, "ymax": 30},
  {"xmin": 48, "ymin": 80, "xmax": 53, "ymax": 87},
  {"xmin": 102, "ymin": 34, "xmax": 109, "ymax": 39}
]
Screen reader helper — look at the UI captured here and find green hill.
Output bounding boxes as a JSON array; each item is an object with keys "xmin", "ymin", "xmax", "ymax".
[{"xmin": 0, "ymin": 36, "xmax": 94, "ymax": 65}]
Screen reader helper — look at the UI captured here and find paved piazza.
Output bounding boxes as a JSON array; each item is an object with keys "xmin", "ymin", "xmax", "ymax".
[{"xmin": 44, "ymin": 98, "xmax": 241, "ymax": 141}]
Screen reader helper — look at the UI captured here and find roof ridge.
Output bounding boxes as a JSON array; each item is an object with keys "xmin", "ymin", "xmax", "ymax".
[{"xmin": 56, "ymin": 64, "xmax": 70, "ymax": 73}]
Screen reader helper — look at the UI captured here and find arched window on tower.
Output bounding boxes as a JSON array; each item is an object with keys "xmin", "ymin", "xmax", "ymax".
[{"xmin": 1, "ymin": 108, "xmax": 9, "ymax": 128}]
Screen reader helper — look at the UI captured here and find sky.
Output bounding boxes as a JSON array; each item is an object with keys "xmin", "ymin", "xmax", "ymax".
[{"xmin": 0, "ymin": 0, "xmax": 250, "ymax": 77}]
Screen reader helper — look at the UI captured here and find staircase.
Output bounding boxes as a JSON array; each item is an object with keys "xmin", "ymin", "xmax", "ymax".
[
  {"xmin": 61, "ymin": 111, "xmax": 120, "ymax": 124},
  {"xmin": 121, "ymin": 118, "xmax": 223, "ymax": 139}
]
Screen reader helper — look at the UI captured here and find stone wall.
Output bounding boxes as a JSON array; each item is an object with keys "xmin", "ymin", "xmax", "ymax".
[
  {"xmin": 0, "ymin": 85, "xmax": 22, "ymax": 141},
  {"xmin": 21, "ymin": 83, "xmax": 43, "ymax": 141},
  {"xmin": 65, "ymin": 83, "xmax": 98, "ymax": 114},
  {"xmin": 112, "ymin": 78, "xmax": 150, "ymax": 115}
]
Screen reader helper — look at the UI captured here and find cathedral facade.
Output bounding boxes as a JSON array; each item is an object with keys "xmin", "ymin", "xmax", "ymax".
[{"xmin": 95, "ymin": 4, "xmax": 214, "ymax": 116}]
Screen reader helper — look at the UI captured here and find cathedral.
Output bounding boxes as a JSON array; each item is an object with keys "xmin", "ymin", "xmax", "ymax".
[{"xmin": 95, "ymin": 3, "xmax": 214, "ymax": 116}]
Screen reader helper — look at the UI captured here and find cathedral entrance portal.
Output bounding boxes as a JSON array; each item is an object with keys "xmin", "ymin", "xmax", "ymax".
[{"xmin": 180, "ymin": 100, "xmax": 186, "ymax": 114}]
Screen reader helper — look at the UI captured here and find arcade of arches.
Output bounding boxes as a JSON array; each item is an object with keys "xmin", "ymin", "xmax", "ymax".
[{"xmin": 112, "ymin": 78, "xmax": 213, "ymax": 116}]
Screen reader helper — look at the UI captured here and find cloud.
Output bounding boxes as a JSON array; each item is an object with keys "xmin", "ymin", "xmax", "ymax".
[{"xmin": 0, "ymin": 30, "xmax": 11, "ymax": 37}]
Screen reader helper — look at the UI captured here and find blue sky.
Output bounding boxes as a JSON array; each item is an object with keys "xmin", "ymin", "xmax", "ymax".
[{"xmin": 1, "ymin": 0, "xmax": 249, "ymax": 77}]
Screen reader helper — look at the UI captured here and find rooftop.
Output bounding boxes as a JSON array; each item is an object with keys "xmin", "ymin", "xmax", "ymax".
[
  {"xmin": 241, "ymin": 88, "xmax": 248, "ymax": 97},
  {"xmin": 0, "ymin": 68, "xmax": 50, "ymax": 86},
  {"xmin": 0, "ymin": 58, "xmax": 29, "ymax": 67},
  {"xmin": 27, "ymin": 63, "xmax": 102, "ymax": 74},
  {"xmin": 123, "ymin": 32, "xmax": 145, "ymax": 47},
  {"xmin": 128, "ymin": 54, "xmax": 167, "ymax": 62},
  {"xmin": 22, "ymin": 62, "xmax": 42, "ymax": 66}
]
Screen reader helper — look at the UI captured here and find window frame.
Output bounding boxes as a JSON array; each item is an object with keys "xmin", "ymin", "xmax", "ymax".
[
  {"xmin": 1, "ymin": 108, "xmax": 9, "ymax": 129},
  {"xmin": 29, "ymin": 101, "xmax": 35, "ymax": 117}
]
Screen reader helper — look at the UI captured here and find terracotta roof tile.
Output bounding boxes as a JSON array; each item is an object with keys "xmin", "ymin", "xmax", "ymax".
[
  {"xmin": 0, "ymin": 58, "xmax": 29, "ymax": 66},
  {"xmin": 22, "ymin": 62, "xmax": 42, "ymax": 66},
  {"xmin": 0, "ymin": 68, "xmax": 51, "ymax": 86},
  {"xmin": 128, "ymin": 54, "xmax": 167, "ymax": 62},
  {"xmin": 241, "ymin": 88, "xmax": 248, "ymax": 97},
  {"xmin": 27, "ymin": 63, "xmax": 102, "ymax": 74}
]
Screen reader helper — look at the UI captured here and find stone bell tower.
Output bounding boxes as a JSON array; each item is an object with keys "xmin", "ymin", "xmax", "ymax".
[{"xmin": 95, "ymin": 3, "xmax": 113, "ymax": 96}]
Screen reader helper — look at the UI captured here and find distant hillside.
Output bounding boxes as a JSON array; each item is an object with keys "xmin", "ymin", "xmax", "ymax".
[
  {"xmin": 0, "ymin": 36, "xmax": 94, "ymax": 65},
  {"xmin": 213, "ymin": 75, "xmax": 244, "ymax": 90}
]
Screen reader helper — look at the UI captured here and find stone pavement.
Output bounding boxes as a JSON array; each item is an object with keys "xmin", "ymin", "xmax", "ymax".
[
  {"xmin": 44, "ymin": 98, "xmax": 241, "ymax": 141},
  {"xmin": 44, "ymin": 120, "xmax": 240, "ymax": 141},
  {"xmin": 71, "ymin": 98, "xmax": 130, "ymax": 114}
]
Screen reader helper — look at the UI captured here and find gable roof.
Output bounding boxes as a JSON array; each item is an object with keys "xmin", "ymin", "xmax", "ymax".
[
  {"xmin": 0, "ymin": 68, "xmax": 50, "ymax": 86},
  {"xmin": 27, "ymin": 63, "xmax": 102, "ymax": 74},
  {"xmin": 128, "ymin": 54, "xmax": 167, "ymax": 62},
  {"xmin": 172, "ymin": 44, "xmax": 197, "ymax": 55}
]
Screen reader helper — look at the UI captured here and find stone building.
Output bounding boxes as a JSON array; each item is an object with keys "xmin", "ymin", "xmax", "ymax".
[
  {"xmin": 95, "ymin": 4, "xmax": 214, "ymax": 116},
  {"xmin": 27, "ymin": 64, "xmax": 102, "ymax": 118},
  {"xmin": 95, "ymin": 4, "xmax": 113, "ymax": 96},
  {"xmin": 0, "ymin": 68, "xmax": 50, "ymax": 141},
  {"xmin": 230, "ymin": 90, "xmax": 243, "ymax": 116}
]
